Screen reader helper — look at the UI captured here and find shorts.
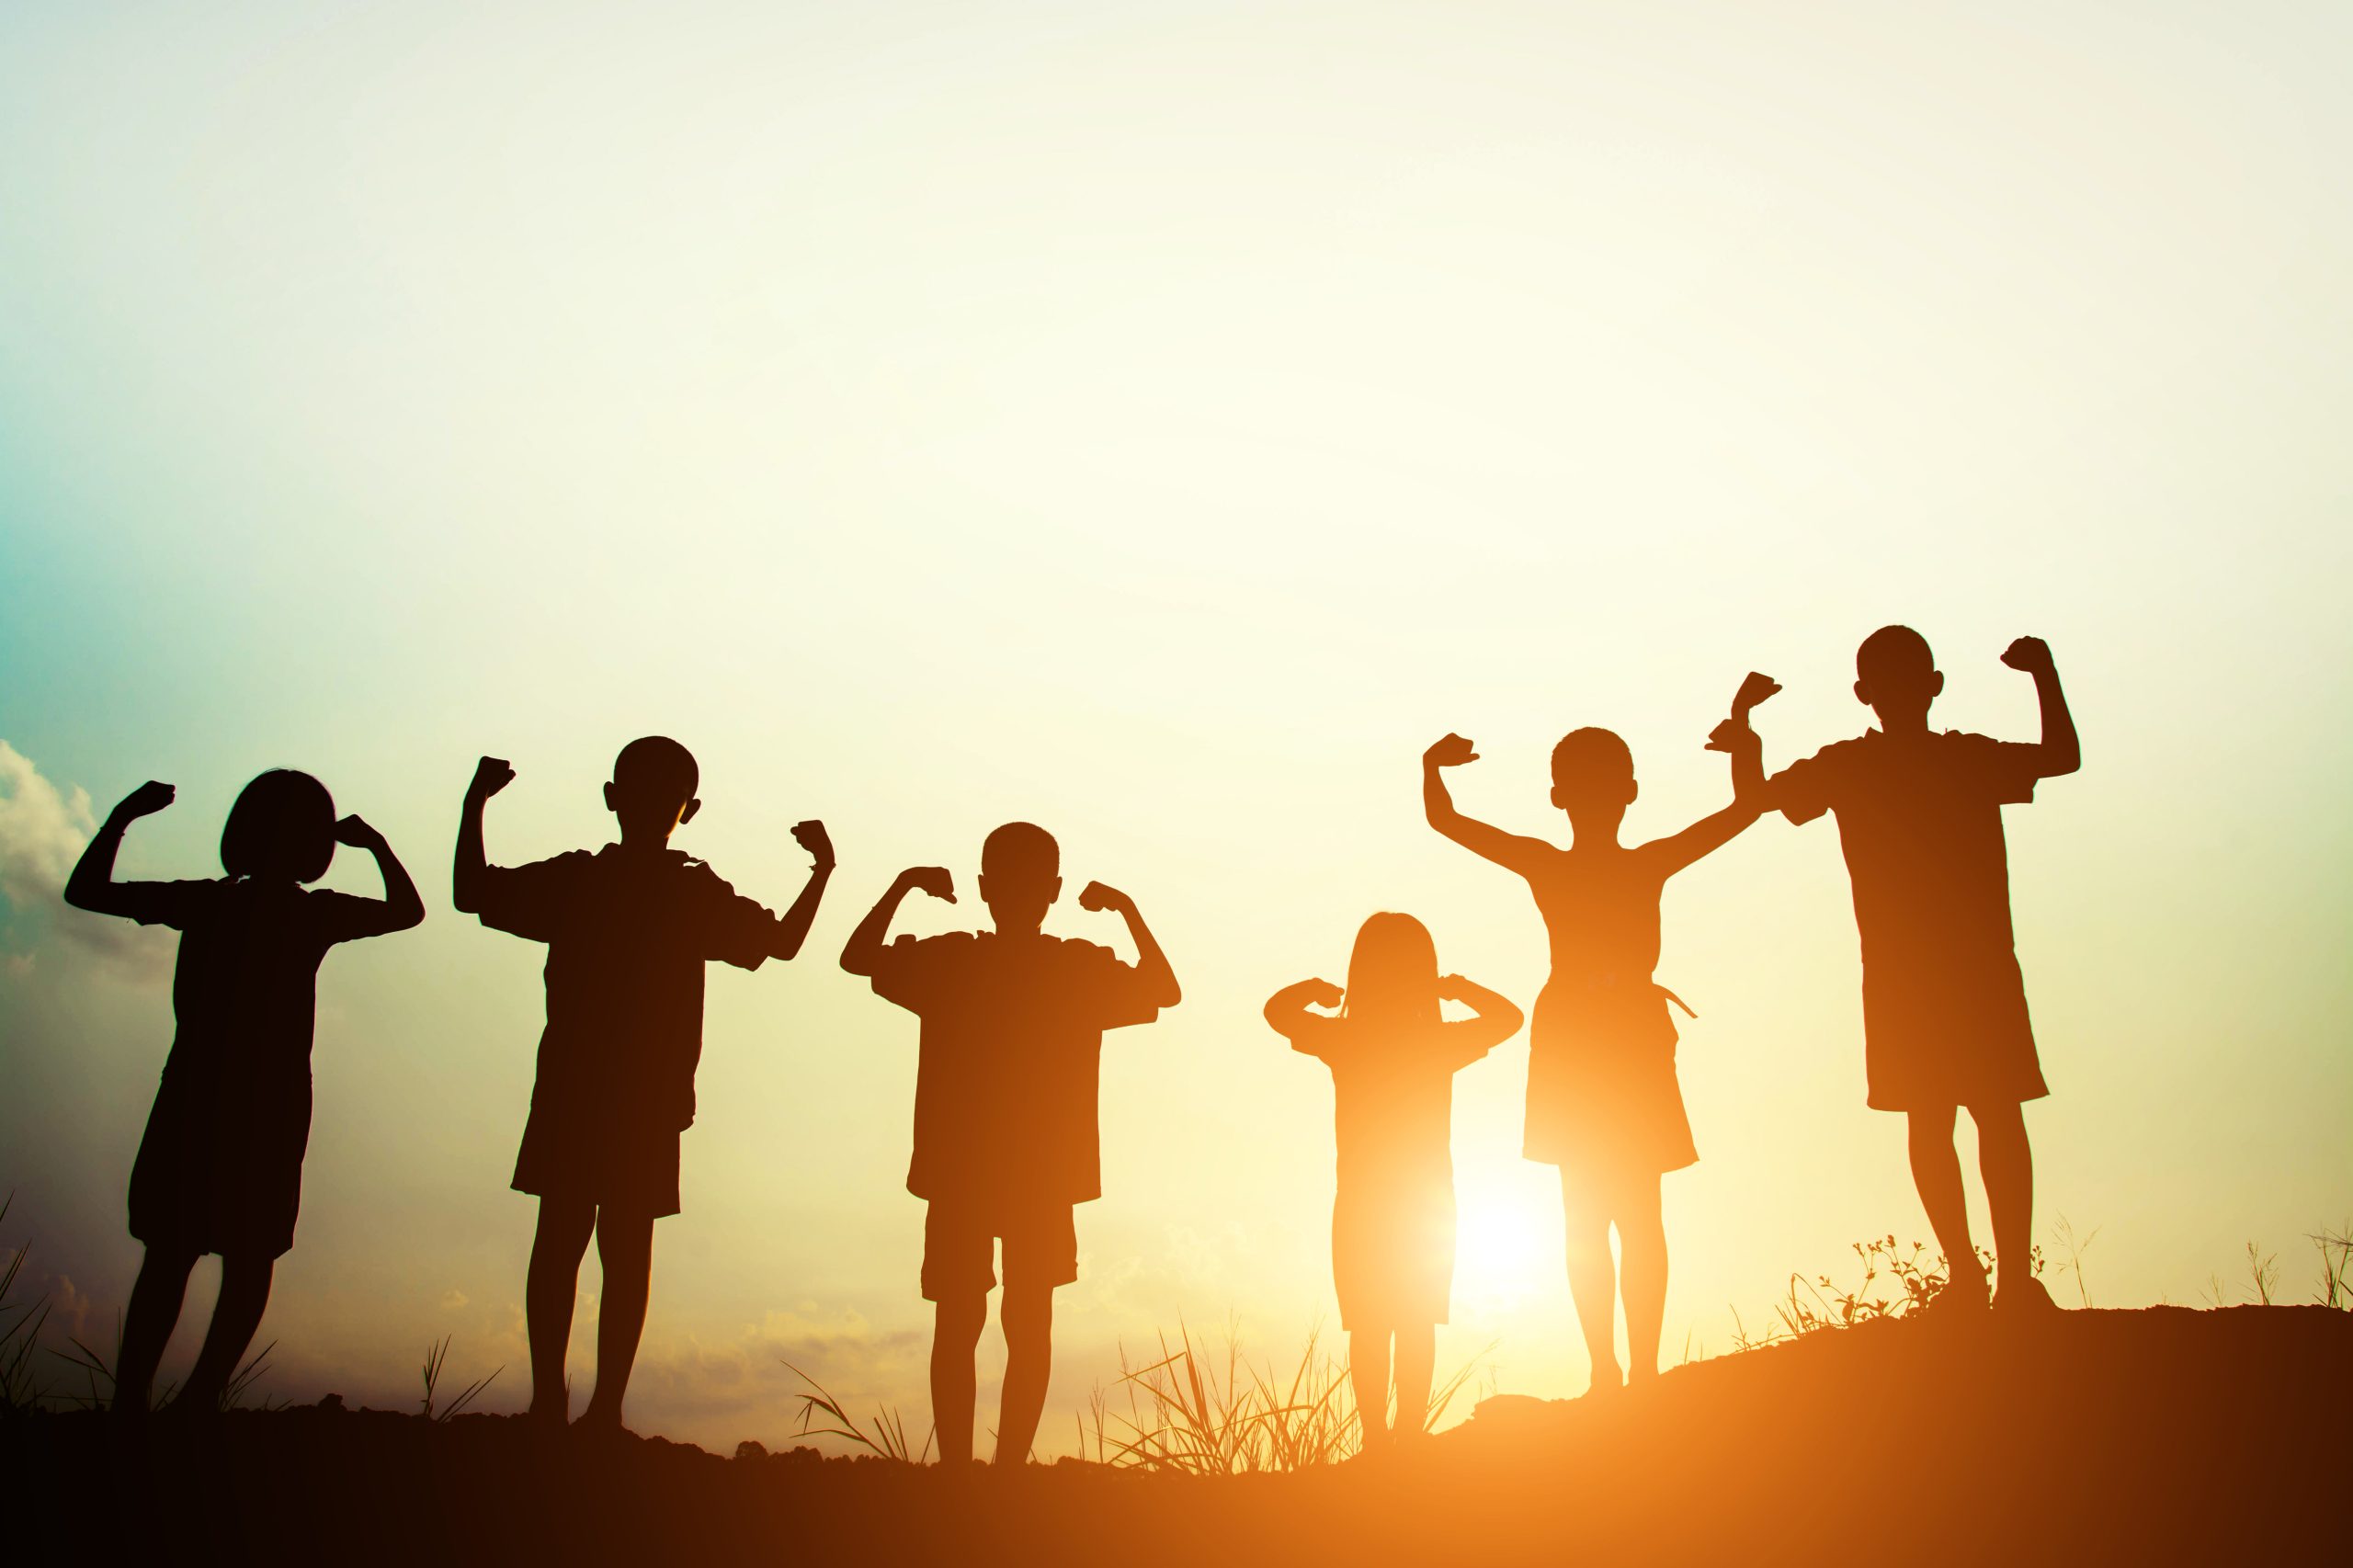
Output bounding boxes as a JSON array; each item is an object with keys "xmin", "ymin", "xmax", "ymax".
[
  {"xmin": 921, "ymin": 1200, "xmax": 1078, "ymax": 1301},
  {"xmin": 511, "ymin": 1101, "xmax": 683, "ymax": 1218}
]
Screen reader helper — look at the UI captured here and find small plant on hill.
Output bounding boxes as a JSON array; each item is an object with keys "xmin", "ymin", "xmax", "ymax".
[
  {"xmin": 1728, "ymin": 1236, "xmax": 2049, "ymax": 1349},
  {"xmin": 419, "ymin": 1336, "xmax": 499, "ymax": 1422},
  {"xmin": 781, "ymin": 1361, "xmax": 933, "ymax": 1462},
  {"xmin": 1, "ymin": 1196, "xmax": 49, "ymax": 1416}
]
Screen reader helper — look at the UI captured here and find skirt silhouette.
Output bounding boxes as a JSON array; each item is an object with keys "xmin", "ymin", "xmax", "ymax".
[
  {"xmin": 1331, "ymin": 1174, "xmax": 1456, "ymax": 1331},
  {"xmin": 1523, "ymin": 980, "xmax": 1698, "ymax": 1182}
]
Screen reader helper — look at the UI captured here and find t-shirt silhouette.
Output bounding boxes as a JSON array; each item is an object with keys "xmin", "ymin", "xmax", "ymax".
[
  {"xmin": 116, "ymin": 877, "xmax": 388, "ymax": 1256},
  {"xmin": 473, "ymin": 846, "xmax": 777, "ymax": 1135},
  {"xmin": 870, "ymin": 930, "xmax": 1161, "ymax": 1213},
  {"xmin": 1777, "ymin": 728, "xmax": 2049, "ymax": 1108}
]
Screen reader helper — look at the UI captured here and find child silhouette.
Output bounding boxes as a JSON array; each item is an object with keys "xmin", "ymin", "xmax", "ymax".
[
  {"xmin": 1758, "ymin": 628, "xmax": 2079, "ymax": 1312},
  {"xmin": 63, "ymin": 770, "xmax": 425, "ymax": 1415},
  {"xmin": 1265, "ymin": 915, "xmax": 1521, "ymax": 1451},
  {"xmin": 453, "ymin": 739, "xmax": 835, "ymax": 1433},
  {"xmin": 1422, "ymin": 686, "xmax": 1767, "ymax": 1394},
  {"xmin": 840, "ymin": 824, "xmax": 1179, "ymax": 1466}
]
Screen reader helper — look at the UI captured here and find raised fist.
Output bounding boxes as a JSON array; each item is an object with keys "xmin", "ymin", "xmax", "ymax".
[
  {"xmin": 2000, "ymin": 636, "xmax": 2054, "ymax": 675},
  {"xmin": 333, "ymin": 813, "xmax": 385, "ymax": 849},
  {"xmin": 114, "ymin": 780, "xmax": 176, "ymax": 822},
  {"xmin": 791, "ymin": 819, "xmax": 835, "ymax": 867},
  {"xmin": 468, "ymin": 756, "xmax": 517, "ymax": 801},
  {"xmin": 901, "ymin": 866, "xmax": 955, "ymax": 902},
  {"xmin": 1077, "ymin": 881, "xmax": 1131, "ymax": 915},
  {"xmin": 1424, "ymin": 733, "xmax": 1478, "ymax": 768}
]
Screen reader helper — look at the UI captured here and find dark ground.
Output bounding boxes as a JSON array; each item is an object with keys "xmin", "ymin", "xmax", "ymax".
[{"xmin": 9, "ymin": 1304, "xmax": 2346, "ymax": 1564}]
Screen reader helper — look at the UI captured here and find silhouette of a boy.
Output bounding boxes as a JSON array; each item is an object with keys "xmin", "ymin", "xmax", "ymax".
[
  {"xmin": 840, "ymin": 824, "xmax": 1180, "ymax": 1466},
  {"xmin": 1423, "ymin": 687, "xmax": 1767, "ymax": 1394},
  {"xmin": 454, "ymin": 739, "xmax": 835, "ymax": 1432},
  {"xmin": 1759, "ymin": 629, "xmax": 2078, "ymax": 1312},
  {"xmin": 64, "ymin": 770, "xmax": 425, "ymax": 1415},
  {"xmin": 1266, "ymin": 914, "xmax": 1521, "ymax": 1450}
]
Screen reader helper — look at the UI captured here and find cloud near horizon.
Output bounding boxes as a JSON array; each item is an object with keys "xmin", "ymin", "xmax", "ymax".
[{"xmin": 0, "ymin": 741, "xmax": 169, "ymax": 976}]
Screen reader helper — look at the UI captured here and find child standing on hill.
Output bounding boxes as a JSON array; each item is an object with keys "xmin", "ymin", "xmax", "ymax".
[
  {"xmin": 1758, "ymin": 629, "xmax": 2078, "ymax": 1313},
  {"xmin": 1422, "ymin": 678, "xmax": 1769, "ymax": 1395},
  {"xmin": 64, "ymin": 770, "xmax": 425, "ymax": 1415},
  {"xmin": 454, "ymin": 739, "xmax": 835, "ymax": 1434},
  {"xmin": 840, "ymin": 823, "xmax": 1179, "ymax": 1467},
  {"xmin": 1265, "ymin": 915, "xmax": 1521, "ymax": 1450}
]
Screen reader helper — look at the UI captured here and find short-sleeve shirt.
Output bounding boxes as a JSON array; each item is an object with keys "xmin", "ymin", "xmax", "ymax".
[
  {"xmin": 1774, "ymin": 729, "xmax": 2039, "ymax": 974},
  {"xmin": 1290, "ymin": 1016, "xmax": 1494, "ymax": 1201},
  {"xmin": 472, "ymin": 846, "xmax": 776, "ymax": 1133},
  {"xmin": 870, "ymin": 930, "xmax": 1162, "ymax": 1211}
]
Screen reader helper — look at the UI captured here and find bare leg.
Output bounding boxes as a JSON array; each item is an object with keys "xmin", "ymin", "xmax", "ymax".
[
  {"xmin": 580, "ymin": 1210, "xmax": 654, "ymax": 1429},
  {"xmin": 1972, "ymin": 1102, "xmax": 2035, "ymax": 1292},
  {"xmin": 931, "ymin": 1295, "xmax": 987, "ymax": 1465},
  {"xmin": 1347, "ymin": 1326, "xmax": 1392, "ymax": 1449},
  {"xmin": 115, "ymin": 1246, "xmax": 199, "ymax": 1415},
  {"xmin": 1906, "ymin": 1107, "xmax": 1985, "ymax": 1298},
  {"xmin": 1560, "ymin": 1172, "xmax": 1621, "ymax": 1392},
  {"xmin": 525, "ymin": 1198, "xmax": 597, "ymax": 1421},
  {"xmin": 1613, "ymin": 1175, "xmax": 1667, "ymax": 1385},
  {"xmin": 1392, "ymin": 1324, "xmax": 1436, "ymax": 1438},
  {"xmin": 178, "ymin": 1255, "xmax": 274, "ymax": 1410},
  {"xmin": 995, "ymin": 1281, "xmax": 1055, "ymax": 1465}
]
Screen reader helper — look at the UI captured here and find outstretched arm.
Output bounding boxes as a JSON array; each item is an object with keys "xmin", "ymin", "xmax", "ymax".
[
  {"xmin": 1080, "ymin": 882, "xmax": 1180, "ymax": 1008},
  {"xmin": 1423, "ymin": 733, "xmax": 1552, "ymax": 875},
  {"xmin": 450, "ymin": 756, "xmax": 514, "ymax": 915},
  {"xmin": 331, "ymin": 815, "xmax": 426, "ymax": 936},
  {"xmin": 839, "ymin": 866, "xmax": 952, "ymax": 977},
  {"xmin": 767, "ymin": 820, "xmax": 836, "ymax": 960},
  {"xmin": 2003, "ymin": 637, "xmax": 2080, "ymax": 778},
  {"xmin": 63, "ymin": 781, "xmax": 176, "ymax": 917}
]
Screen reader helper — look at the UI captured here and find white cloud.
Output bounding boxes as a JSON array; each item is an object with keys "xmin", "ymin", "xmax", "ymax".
[{"xmin": 0, "ymin": 740, "xmax": 168, "ymax": 973}]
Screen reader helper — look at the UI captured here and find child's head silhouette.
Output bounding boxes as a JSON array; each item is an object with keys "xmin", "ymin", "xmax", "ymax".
[
  {"xmin": 1549, "ymin": 726, "xmax": 1638, "ymax": 832},
  {"xmin": 1855, "ymin": 625, "xmax": 1943, "ymax": 729},
  {"xmin": 605, "ymin": 736, "xmax": 701, "ymax": 845},
  {"xmin": 1342, "ymin": 912, "xmax": 1441, "ymax": 1027},
  {"xmin": 978, "ymin": 822, "xmax": 1062, "ymax": 935},
  {"xmin": 221, "ymin": 769, "xmax": 337, "ymax": 883}
]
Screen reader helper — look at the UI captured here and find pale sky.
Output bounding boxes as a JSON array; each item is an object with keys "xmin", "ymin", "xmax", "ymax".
[{"xmin": 2, "ymin": 0, "xmax": 2348, "ymax": 1452}]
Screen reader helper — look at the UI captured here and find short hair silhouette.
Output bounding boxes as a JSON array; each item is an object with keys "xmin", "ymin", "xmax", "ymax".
[
  {"xmin": 1857, "ymin": 624, "xmax": 1937, "ymax": 682},
  {"xmin": 982, "ymin": 821, "xmax": 1060, "ymax": 881},
  {"xmin": 613, "ymin": 736, "xmax": 699, "ymax": 807},
  {"xmin": 1551, "ymin": 726, "xmax": 1635, "ymax": 787},
  {"xmin": 1343, "ymin": 912, "xmax": 1441, "ymax": 1025},
  {"xmin": 219, "ymin": 769, "xmax": 336, "ymax": 882}
]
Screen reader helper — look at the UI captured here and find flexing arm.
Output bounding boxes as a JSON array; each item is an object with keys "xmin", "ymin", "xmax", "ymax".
[
  {"xmin": 767, "ymin": 820, "xmax": 836, "ymax": 960},
  {"xmin": 1080, "ymin": 882, "xmax": 1180, "ymax": 1008},
  {"xmin": 450, "ymin": 756, "xmax": 514, "ymax": 915},
  {"xmin": 2003, "ymin": 637, "xmax": 2080, "ymax": 778},
  {"xmin": 1655, "ymin": 672, "xmax": 1782, "ymax": 876},
  {"xmin": 1438, "ymin": 972, "xmax": 1525, "ymax": 1056},
  {"xmin": 1423, "ymin": 733, "xmax": 1552, "ymax": 875},
  {"xmin": 1265, "ymin": 977, "xmax": 1345, "ymax": 1054},
  {"xmin": 334, "ymin": 815, "xmax": 426, "ymax": 935},
  {"xmin": 839, "ymin": 866, "xmax": 951, "ymax": 977},
  {"xmin": 63, "ymin": 781, "xmax": 176, "ymax": 917}
]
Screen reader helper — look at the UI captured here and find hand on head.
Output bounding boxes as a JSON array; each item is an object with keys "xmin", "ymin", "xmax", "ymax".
[
  {"xmin": 1302, "ymin": 978, "xmax": 1345, "ymax": 1010},
  {"xmin": 1425, "ymin": 733, "xmax": 1478, "ymax": 767},
  {"xmin": 333, "ymin": 814, "xmax": 385, "ymax": 849}
]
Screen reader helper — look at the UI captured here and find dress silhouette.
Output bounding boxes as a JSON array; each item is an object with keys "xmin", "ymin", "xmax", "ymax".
[
  {"xmin": 1760, "ymin": 629, "xmax": 2078, "ymax": 1312},
  {"xmin": 63, "ymin": 770, "xmax": 425, "ymax": 1415},
  {"xmin": 1423, "ymin": 676, "xmax": 1769, "ymax": 1393},
  {"xmin": 1266, "ymin": 913, "xmax": 1521, "ymax": 1449},
  {"xmin": 453, "ymin": 739, "xmax": 834, "ymax": 1433},
  {"xmin": 841, "ymin": 823, "xmax": 1179, "ymax": 1466}
]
